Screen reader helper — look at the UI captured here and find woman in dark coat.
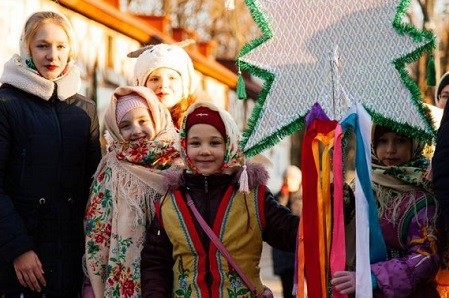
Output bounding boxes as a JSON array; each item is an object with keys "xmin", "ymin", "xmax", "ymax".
[{"xmin": 0, "ymin": 11, "xmax": 101, "ymax": 297}]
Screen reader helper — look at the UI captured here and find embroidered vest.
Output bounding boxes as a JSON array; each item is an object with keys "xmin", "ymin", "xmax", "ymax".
[{"xmin": 161, "ymin": 185, "xmax": 266, "ymax": 298}]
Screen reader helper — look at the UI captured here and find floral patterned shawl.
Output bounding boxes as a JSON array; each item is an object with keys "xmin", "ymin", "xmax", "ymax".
[
  {"xmin": 84, "ymin": 86, "xmax": 180, "ymax": 298},
  {"xmin": 371, "ymin": 132, "xmax": 434, "ymax": 223}
]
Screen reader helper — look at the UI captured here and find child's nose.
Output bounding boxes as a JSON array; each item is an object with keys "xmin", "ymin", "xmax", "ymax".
[
  {"xmin": 131, "ymin": 125, "xmax": 142, "ymax": 135},
  {"xmin": 386, "ymin": 142, "xmax": 396, "ymax": 153},
  {"xmin": 160, "ymin": 77, "xmax": 169, "ymax": 88},
  {"xmin": 199, "ymin": 145, "xmax": 211, "ymax": 155}
]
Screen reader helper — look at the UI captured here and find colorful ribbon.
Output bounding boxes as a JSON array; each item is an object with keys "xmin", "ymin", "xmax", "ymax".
[
  {"xmin": 296, "ymin": 103, "xmax": 386, "ymax": 297},
  {"xmin": 330, "ymin": 123, "xmax": 347, "ymax": 298},
  {"xmin": 341, "ymin": 103, "xmax": 386, "ymax": 298},
  {"xmin": 300, "ymin": 116, "xmax": 337, "ymax": 298}
]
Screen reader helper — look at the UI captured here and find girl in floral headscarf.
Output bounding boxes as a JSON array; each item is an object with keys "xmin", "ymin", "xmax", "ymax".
[
  {"xmin": 140, "ymin": 101, "xmax": 299, "ymax": 298},
  {"xmin": 84, "ymin": 86, "xmax": 180, "ymax": 298},
  {"xmin": 332, "ymin": 125, "xmax": 439, "ymax": 297}
]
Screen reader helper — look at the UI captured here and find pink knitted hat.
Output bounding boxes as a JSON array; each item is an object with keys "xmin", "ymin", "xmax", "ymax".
[{"xmin": 116, "ymin": 93, "xmax": 149, "ymax": 123}]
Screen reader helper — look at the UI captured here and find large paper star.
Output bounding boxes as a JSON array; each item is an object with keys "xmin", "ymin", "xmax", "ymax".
[{"xmin": 239, "ymin": 0, "xmax": 435, "ymax": 156}]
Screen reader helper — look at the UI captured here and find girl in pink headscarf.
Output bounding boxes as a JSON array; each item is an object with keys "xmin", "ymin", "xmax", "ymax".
[{"xmin": 84, "ymin": 86, "xmax": 180, "ymax": 298}]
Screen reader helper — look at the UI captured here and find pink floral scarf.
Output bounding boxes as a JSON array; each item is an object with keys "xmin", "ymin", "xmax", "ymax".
[
  {"xmin": 85, "ymin": 137, "xmax": 180, "ymax": 298},
  {"xmin": 84, "ymin": 86, "xmax": 180, "ymax": 298}
]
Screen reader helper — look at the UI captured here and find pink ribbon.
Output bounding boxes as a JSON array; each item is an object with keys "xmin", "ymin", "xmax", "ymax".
[{"xmin": 330, "ymin": 123, "xmax": 347, "ymax": 298}]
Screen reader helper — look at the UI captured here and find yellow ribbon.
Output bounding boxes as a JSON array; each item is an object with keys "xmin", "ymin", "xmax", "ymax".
[{"xmin": 313, "ymin": 130, "xmax": 335, "ymax": 297}]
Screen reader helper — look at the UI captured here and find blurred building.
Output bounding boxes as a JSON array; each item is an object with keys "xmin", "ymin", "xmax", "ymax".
[{"xmin": 0, "ymin": 0, "xmax": 293, "ymax": 191}]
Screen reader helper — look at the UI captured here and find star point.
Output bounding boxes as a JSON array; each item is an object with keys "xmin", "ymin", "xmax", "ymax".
[{"xmin": 239, "ymin": 0, "xmax": 436, "ymax": 156}]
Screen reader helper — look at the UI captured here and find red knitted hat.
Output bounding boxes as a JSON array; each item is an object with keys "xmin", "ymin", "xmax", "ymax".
[{"xmin": 185, "ymin": 106, "xmax": 226, "ymax": 139}]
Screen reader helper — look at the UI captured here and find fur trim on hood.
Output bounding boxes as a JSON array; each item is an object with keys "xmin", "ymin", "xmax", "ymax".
[{"xmin": 162, "ymin": 162, "xmax": 269, "ymax": 192}]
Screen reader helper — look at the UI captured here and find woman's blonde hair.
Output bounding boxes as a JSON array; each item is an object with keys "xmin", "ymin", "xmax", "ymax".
[{"xmin": 21, "ymin": 11, "xmax": 76, "ymax": 62}]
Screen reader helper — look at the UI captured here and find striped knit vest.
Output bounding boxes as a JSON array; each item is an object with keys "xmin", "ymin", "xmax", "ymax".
[{"xmin": 161, "ymin": 185, "xmax": 267, "ymax": 298}]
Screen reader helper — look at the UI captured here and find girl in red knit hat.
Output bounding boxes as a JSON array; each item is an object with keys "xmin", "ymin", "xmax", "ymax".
[{"xmin": 141, "ymin": 101, "xmax": 299, "ymax": 298}]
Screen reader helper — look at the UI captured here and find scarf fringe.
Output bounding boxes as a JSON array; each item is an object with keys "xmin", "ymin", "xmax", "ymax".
[
  {"xmin": 374, "ymin": 183, "xmax": 437, "ymax": 230},
  {"xmin": 374, "ymin": 184, "xmax": 414, "ymax": 224},
  {"xmin": 104, "ymin": 156, "xmax": 161, "ymax": 228}
]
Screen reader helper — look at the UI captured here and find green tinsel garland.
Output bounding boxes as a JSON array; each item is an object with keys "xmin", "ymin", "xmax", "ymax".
[{"xmin": 388, "ymin": 0, "xmax": 436, "ymax": 143}]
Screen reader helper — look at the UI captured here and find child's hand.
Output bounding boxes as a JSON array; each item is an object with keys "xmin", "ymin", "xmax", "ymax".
[{"xmin": 331, "ymin": 271, "xmax": 356, "ymax": 294}]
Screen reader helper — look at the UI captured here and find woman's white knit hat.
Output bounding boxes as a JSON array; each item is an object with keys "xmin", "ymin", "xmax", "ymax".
[{"xmin": 132, "ymin": 43, "xmax": 197, "ymax": 99}]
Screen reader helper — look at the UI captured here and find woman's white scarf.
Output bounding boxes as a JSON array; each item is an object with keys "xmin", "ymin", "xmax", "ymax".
[{"xmin": 0, "ymin": 54, "xmax": 80, "ymax": 100}]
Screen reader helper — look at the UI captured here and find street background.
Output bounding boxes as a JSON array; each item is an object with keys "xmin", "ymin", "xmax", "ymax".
[{"xmin": 260, "ymin": 243, "xmax": 283, "ymax": 297}]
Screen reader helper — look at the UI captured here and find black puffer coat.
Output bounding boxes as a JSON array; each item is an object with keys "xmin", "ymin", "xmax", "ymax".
[{"xmin": 0, "ymin": 56, "xmax": 101, "ymax": 296}]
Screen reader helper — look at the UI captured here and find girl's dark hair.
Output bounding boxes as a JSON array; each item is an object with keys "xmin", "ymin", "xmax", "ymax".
[{"xmin": 372, "ymin": 125, "xmax": 410, "ymax": 149}]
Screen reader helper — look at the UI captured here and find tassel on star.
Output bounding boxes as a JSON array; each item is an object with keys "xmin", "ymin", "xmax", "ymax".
[
  {"xmin": 427, "ymin": 55, "xmax": 436, "ymax": 87},
  {"xmin": 237, "ymin": 68, "xmax": 247, "ymax": 100}
]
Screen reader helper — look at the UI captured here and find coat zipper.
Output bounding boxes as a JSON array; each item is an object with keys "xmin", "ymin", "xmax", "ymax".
[
  {"xmin": 20, "ymin": 149, "xmax": 26, "ymax": 183},
  {"xmin": 50, "ymin": 90, "xmax": 64, "ymax": 290}
]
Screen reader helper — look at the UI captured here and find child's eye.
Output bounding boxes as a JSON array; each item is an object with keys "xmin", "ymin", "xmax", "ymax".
[
  {"xmin": 377, "ymin": 138, "xmax": 387, "ymax": 144},
  {"xmin": 57, "ymin": 44, "xmax": 66, "ymax": 49},
  {"xmin": 119, "ymin": 124, "xmax": 130, "ymax": 130},
  {"xmin": 211, "ymin": 141, "xmax": 222, "ymax": 146},
  {"xmin": 149, "ymin": 77, "xmax": 159, "ymax": 82},
  {"xmin": 37, "ymin": 44, "xmax": 48, "ymax": 49},
  {"xmin": 397, "ymin": 137, "xmax": 408, "ymax": 144},
  {"xmin": 188, "ymin": 141, "xmax": 200, "ymax": 147}
]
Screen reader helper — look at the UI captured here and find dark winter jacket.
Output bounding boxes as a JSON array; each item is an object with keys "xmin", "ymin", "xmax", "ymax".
[
  {"xmin": 434, "ymin": 102, "xmax": 449, "ymax": 234},
  {"xmin": 0, "ymin": 56, "xmax": 101, "ymax": 296},
  {"xmin": 141, "ymin": 164, "xmax": 299, "ymax": 297}
]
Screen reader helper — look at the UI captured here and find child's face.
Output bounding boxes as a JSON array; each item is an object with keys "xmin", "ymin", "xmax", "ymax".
[
  {"xmin": 375, "ymin": 132, "xmax": 412, "ymax": 166},
  {"xmin": 118, "ymin": 107, "xmax": 154, "ymax": 142},
  {"xmin": 437, "ymin": 84, "xmax": 449, "ymax": 109},
  {"xmin": 145, "ymin": 67, "xmax": 183, "ymax": 109},
  {"xmin": 186, "ymin": 124, "xmax": 226, "ymax": 176}
]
